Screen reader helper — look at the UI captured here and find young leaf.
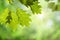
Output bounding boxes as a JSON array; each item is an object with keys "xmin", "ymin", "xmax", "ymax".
[
  {"xmin": 16, "ymin": 8, "xmax": 31, "ymax": 26},
  {"xmin": 30, "ymin": 1, "xmax": 41, "ymax": 14}
]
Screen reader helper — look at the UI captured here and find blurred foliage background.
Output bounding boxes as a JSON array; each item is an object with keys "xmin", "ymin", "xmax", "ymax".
[{"xmin": 0, "ymin": 0, "xmax": 60, "ymax": 40}]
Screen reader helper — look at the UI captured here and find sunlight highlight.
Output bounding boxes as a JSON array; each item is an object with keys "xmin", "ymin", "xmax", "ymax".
[{"xmin": 37, "ymin": 14, "xmax": 44, "ymax": 20}]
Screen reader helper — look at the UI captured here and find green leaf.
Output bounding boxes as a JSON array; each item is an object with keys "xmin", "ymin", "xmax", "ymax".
[
  {"xmin": 16, "ymin": 8, "xmax": 31, "ymax": 26},
  {"xmin": 48, "ymin": 2, "xmax": 56, "ymax": 11},
  {"xmin": 19, "ymin": 0, "xmax": 38, "ymax": 6},
  {"xmin": 30, "ymin": 1, "xmax": 41, "ymax": 14},
  {"xmin": 48, "ymin": 2, "xmax": 60, "ymax": 11},
  {"xmin": 56, "ymin": 3, "xmax": 60, "ymax": 11}
]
